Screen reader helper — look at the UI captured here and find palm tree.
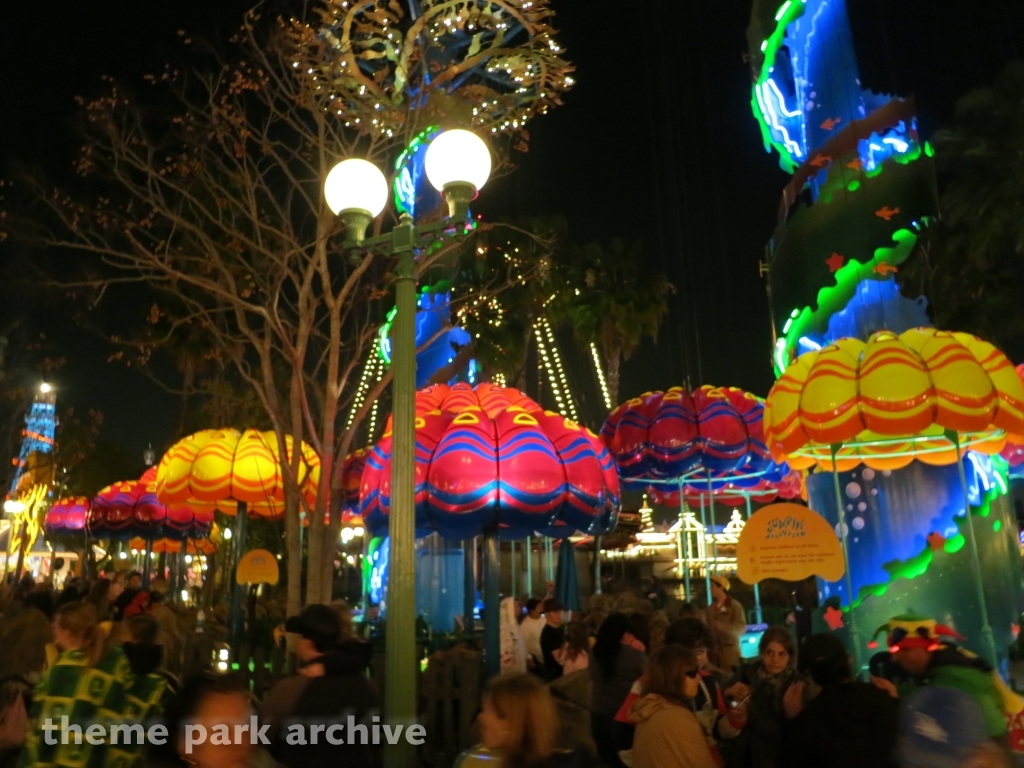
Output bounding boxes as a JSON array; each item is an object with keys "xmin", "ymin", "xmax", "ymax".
[
  {"xmin": 550, "ymin": 238, "xmax": 672, "ymax": 406},
  {"xmin": 899, "ymin": 62, "xmax": 1024, "ymax": 361}
]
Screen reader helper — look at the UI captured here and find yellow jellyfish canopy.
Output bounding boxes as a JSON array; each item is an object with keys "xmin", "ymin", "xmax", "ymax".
[
  {"xmin": 764, "ymin": 328, "xmax": 1024, "ymax": 471},
  {"xmin": 155, "ymin": 428, "xmax": 320, "ymax": 518}
]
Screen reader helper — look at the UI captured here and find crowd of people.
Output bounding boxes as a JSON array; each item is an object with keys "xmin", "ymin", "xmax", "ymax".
[
  {"xmin": 487, "ymin": 581, "xmax": 1020, "ymax": 768},
  {"xmin": 0, "ymin": 569, "xmax": 1020, "ymax": 768}
]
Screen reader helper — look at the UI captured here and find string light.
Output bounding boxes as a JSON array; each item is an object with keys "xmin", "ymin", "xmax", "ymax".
[
  {"xmin": 346, "ymin": 356, "xmax": 376, "ymax": 430},
  {"xmin": 533, "ymin": 318, "xmax": 578, "ymax": 421},
  {"xmin": 365, "ymin": 356, "xmax": 386, "ymax": 446},
  {"xmin": 541, "ymin": 317, "xmax": 578, "ymax": 421},
  {"xmin": 591, "ymin": 343, "xmax": 612, "ymax": 411}
]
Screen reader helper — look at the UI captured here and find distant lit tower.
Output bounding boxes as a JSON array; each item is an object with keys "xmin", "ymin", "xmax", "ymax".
[{"xmin": 9, "ymin": 383, "xmax": 57, "ymax": 497}]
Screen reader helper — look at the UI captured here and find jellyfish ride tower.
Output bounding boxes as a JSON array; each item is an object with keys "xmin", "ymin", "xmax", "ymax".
[{"xmin": 747, "ymin": 0, "xmax": 1024, "ymax": 668}]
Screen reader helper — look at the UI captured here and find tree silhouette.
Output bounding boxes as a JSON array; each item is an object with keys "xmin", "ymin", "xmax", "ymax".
[
  {"xmin": 899, "ymin": 62, "xmax": 1024, "ymax": 361},
  {"xmin": 549, "ymin": 238, "xmax": 672, "ymax": 406}
]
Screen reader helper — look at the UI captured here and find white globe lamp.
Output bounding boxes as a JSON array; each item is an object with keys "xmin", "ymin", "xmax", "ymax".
[
  {"xmin": 424, "ymin": 129, "xmax": 492, "ymax": 218},
  {"xmin": 324, "ymin": 158, "xmax": 389, "ymax": 242}
]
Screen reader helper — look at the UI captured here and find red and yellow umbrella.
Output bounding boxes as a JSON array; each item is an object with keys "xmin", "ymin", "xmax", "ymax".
[{"xmin": 764, "ymin": 328, "xmax": 1024, "ymax": 470}]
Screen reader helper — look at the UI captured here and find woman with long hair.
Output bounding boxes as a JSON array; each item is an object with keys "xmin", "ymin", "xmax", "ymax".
[
  {"xmin": 555, "ymin": 621, "xmax": 590, "ymax": 675},
  {"xmin": 590, "ymin": 613, "xmax": 647, "ymax": 768},
  {"xmin": 629, "ymin": 646, "xmax": 716, "ymax": 768},
  {"xmin": 727, "ymin": 626, "xmax": 804, "ymax": 768},
  {"xmin": 456, "ymin": 674, "xmax": 594, "ymax": 768}
]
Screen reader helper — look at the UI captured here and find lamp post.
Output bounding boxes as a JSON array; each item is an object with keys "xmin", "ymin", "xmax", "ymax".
[{"xmin": 325, "ymin": 129, "xmax": 490, "ymax": 768}]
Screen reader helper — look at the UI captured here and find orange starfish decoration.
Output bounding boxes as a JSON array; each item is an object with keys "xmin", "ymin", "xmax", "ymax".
[{"xmin": 824, "ymin": 605, "xmax": 845, "ymax": 630}]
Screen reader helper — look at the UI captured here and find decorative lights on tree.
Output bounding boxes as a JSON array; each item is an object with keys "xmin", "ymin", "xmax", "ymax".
[{"xmin": 290, "ymin": 0, "xmax": 574, "ymax": 147}]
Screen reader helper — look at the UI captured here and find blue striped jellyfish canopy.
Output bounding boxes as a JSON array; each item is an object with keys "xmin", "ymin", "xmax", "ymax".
[{"xmin": 359, "ymin": 383, "xmax": 620, "ymax": 540}]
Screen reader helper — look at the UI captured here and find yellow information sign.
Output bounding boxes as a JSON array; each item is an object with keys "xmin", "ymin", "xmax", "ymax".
[
  {"xmin": 736, "ymin": 502, "xmax": 845, "ymax": 584},
  {"xmin": 236, "ymin": 549, "xmax": 280, "ymax": 585}
]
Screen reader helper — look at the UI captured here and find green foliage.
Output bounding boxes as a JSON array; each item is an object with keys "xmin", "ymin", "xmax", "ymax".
[
  {"xmin": 898, "ymin": 62, "xmax": 1024, "ymax": 361},
  {"xmin": 548, "ymin": 238, "xmax": 672, "ymax": 403},
  {"xmin": 452, "ymin": 217, "xmax": 564, "ymax": 387}
]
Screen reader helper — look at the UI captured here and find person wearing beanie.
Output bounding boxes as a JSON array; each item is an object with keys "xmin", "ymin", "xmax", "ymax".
[{"xmin": 775, "ymin": 633, "xmax": 899, "ymax": 768}]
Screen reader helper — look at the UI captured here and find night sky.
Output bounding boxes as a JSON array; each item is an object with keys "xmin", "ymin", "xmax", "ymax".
[{"xmin": 1, "ymin": 0, "xmax": 1022, "ymax": 459}]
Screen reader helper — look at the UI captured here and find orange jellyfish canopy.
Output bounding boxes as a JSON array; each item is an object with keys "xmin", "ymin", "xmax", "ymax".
[
  {"xmin": 764, "ymin": 328, "xmax": 1024, "ymax": 470},
  {"xmin": 129, "ymin": 536, "xmax": 217, "ymax": 555},
  {"xmin": 155, "ymin": 428, "xmax": 320, "ymax": 518}
]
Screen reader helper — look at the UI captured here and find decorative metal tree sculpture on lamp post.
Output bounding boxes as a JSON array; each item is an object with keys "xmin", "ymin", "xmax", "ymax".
[{"xmin": 324, "ymin": 128, "xmax": 491, "ymax": 768}]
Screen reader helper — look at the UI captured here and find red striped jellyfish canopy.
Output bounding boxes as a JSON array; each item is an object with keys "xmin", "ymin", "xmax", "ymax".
[
  {"xmin": 600, "ymin": 385, "xmax": 795, "ymax": 499},
  {"xmin": 360, "ymin": 383, "xmax": 619, "ymax": 540}
]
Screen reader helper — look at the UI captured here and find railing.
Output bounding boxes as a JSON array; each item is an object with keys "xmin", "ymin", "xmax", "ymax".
[{"xmin": 172, "ymin": 635, "xmax": 484, "ymax": 766}]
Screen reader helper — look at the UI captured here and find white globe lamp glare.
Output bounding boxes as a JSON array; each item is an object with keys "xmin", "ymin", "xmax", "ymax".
[
  {"xmin": 424, "ymin": 129, "xmax": 491, "ymax": 218},
  {"xmin": 324, "ymin": 158, "xmax": 388, "ymax": 241}
]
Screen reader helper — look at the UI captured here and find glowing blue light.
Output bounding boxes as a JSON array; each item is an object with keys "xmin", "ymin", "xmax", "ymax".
[
  {"xmin": 967, "ymin": 452, "xmax": 991, "ymax": 493},
  {"xmin": 9, "ymin": 398, "xmax": 56, "ymax": 495},
  {"xmin": 766, "ymin": 78, "xmax": 801, "ymax": 118},
  {"xmin": 798, "ymin": 336, "xmax": 821, "ymax": 350},
  {"xmin": 759, "ymin": 81, "xmax": 804, "ymax": 159},
  {"xmin": 858, "ymin": 121, "xmax": 917, "ymax": 172},
  {"xmin": 883, "ymin": 136, "xmax": 909, "ymax": 152}
]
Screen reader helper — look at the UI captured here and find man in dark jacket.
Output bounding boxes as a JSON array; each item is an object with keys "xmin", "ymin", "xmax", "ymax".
[
  {"xmin": 540, "ymin": 599, "xmax": 566, "ymax": 681},
  {"xmin": 776, "ymin": 633, "xmax": 899, "ymax": 768},
  {"xmin": 261, "ymin": 605, "xmax": 379, "ymax": 768}
]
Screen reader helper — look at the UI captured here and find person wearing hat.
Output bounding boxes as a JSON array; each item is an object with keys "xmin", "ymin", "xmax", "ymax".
[
  {"xmin": 873, "ymin": 614, "xmax": 1021, "ymax": 741},
  {"xmin": 704, "ymin": 575, "xmax": 746, "ymax": 673},
  {"xmin": 261, "ymin": 604, "xmax": 378, "ymax": 768},
  {"xmin": 776, "ymin": 633, "xmax": 900, "ymax": 768},
  {"xmin": 539, "ymin": 599, "xmax": 566, "ymax": 682}
]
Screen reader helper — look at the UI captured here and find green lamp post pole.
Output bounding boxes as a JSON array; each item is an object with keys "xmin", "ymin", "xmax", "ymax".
[
  {"xmin": 325, "ymin": 131, "xmax": 491, "ymax": 768},
  {"xmin": 387, "ymin": 214, "xmax": 418, "ymax": 768}
]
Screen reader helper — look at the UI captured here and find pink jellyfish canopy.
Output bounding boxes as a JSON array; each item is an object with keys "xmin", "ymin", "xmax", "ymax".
[
  {"xmin": 44, "ymin": 497, "xmax": 91, "ymax": 536},
  {"xmin": 359, "ymin": 383, "xmax": 620, "ymax": 540},
  {"xmin": 89, "ymin": 470, "xmax": 212, "ymax": 541}
]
